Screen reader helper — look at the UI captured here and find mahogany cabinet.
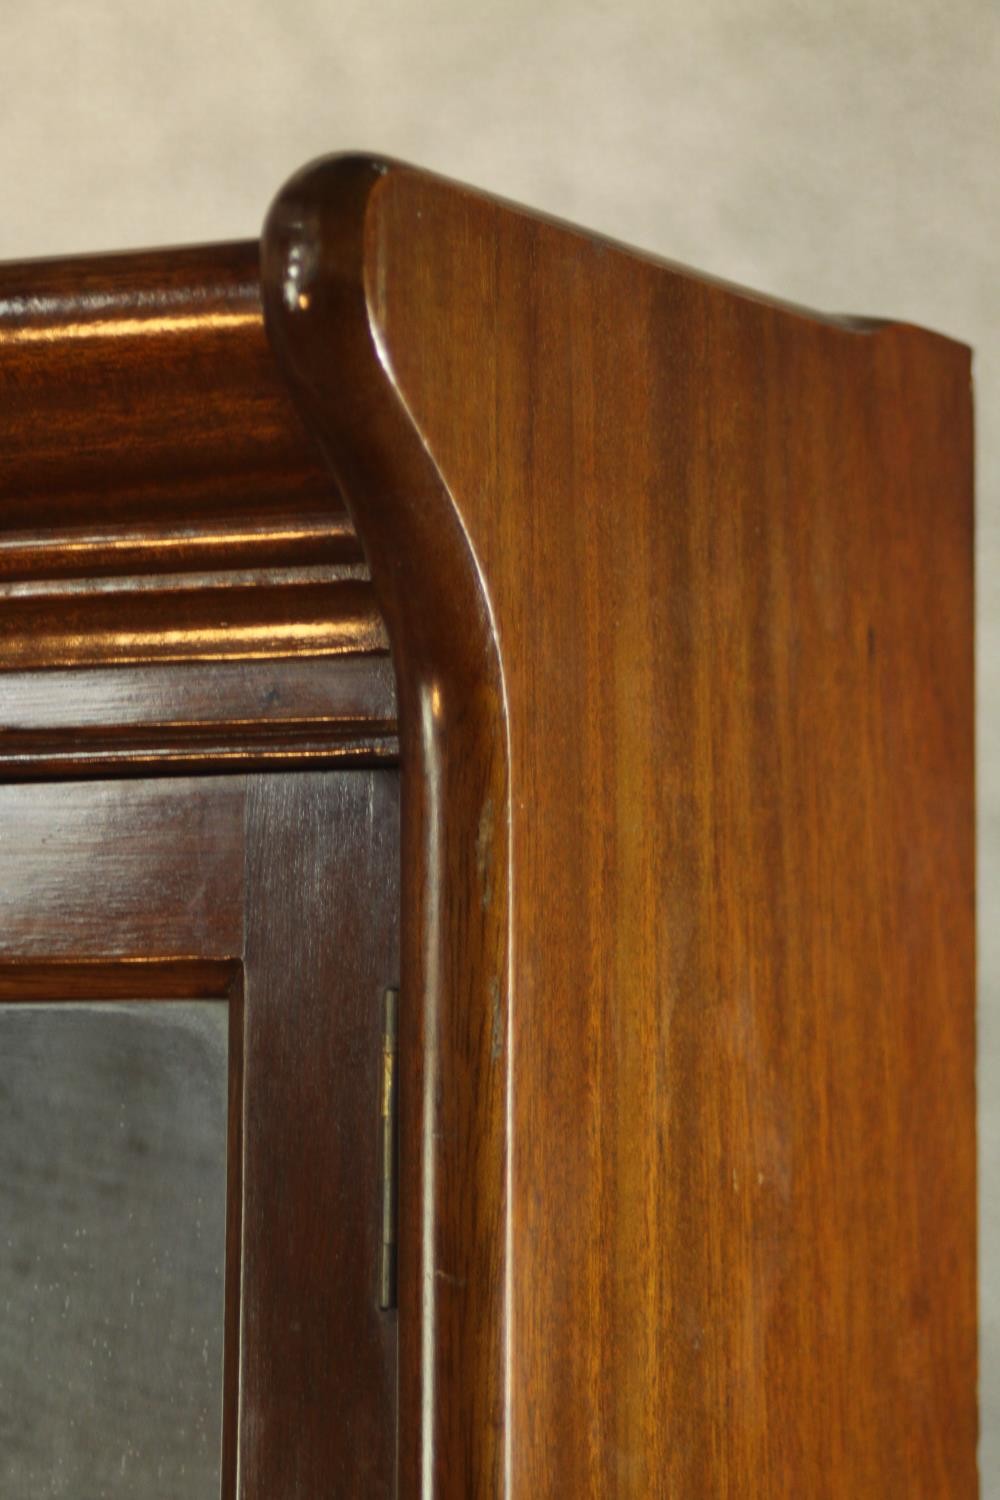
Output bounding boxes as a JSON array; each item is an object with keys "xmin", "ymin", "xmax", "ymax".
[{"xmin": 0, "ymin": 155, "xmax": 977, "ymax": 1496}]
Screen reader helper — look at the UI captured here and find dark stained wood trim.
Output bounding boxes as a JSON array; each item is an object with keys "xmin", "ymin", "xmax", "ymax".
[
  {"xmin": 262, "ymin": 155, "xmax": 977, "ymax": 1498},
  {"xmin": 0, "ymin": 732, "xmax": 397, "ymax": 780},
  {"xmin": 0, "ymin": 240, "xmax": 396, "ymax": 773},
  {"xmin": 0, "ymin": 570, "xmax": 386, "ymax": 671},
  {"xmin": 0, "ymin": 955, "xmax": 241, "ymax": 1001},
  {"xmin": 0, "ymin": 238, "xmax": 378, "ymax": 695},
  {"xmin": 0, "ymin": 654, "xmax": 397, "ymax": 778},
  {"xmin": 0, "ymin": 512, "xmax": 361, "ymax": 584},
  {"xmin": 238, "ymin": 769, "xmax": 400, "ymax": 1496},
  {"xmin": 223, "ymin": 969, "xmax": 245, "ymax": 1500},
  {"xmin": 0, "ymin": 776, "xmax": 249, "ymax": 959},
  {"xmin": 0, "ymin": 241, "xmax": 357, "ymax": 561},
  {"xmin": 0, "ymin": 766, "xmax": 401, "ymax": 1495}
]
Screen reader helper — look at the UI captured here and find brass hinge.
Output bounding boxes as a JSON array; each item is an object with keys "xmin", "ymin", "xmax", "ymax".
[{"xmin": 377, "ymin": 987, "xmax": 399, "ymax": 1310}]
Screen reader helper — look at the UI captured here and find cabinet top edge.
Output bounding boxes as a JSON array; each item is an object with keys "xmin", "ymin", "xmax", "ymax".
[{"xmin": 0, "ymin": 153, "xmax": 971, "ymax": 358}]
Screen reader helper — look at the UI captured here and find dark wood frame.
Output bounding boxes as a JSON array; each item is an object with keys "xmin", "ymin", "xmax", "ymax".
[
  {"xmin": 0, "ymin": 153, "xmax": 977, "ymax": 1496},
  {"xmin": 0, "ymin": 771, "xmax": 401, "ymax": 1496}
]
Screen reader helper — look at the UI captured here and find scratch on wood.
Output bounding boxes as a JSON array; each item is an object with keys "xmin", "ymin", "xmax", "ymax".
[
  {"xmin": 475, "ymin": 795, "xmax": 494, "ymax": 911},
  {"xmin": 490, "ymin": 975, "xmax": 503, "ymax": 1061}
]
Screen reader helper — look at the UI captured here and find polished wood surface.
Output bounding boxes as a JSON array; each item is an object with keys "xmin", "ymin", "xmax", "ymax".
[
  {"xmin": 0, "ymin": 242, "xmax": 384, "ymax": 674},
  {"xmin": 0, "ymin": 243, "xmax": 351, "ymax": 558},
  {"xmin": 0, "ymin": 242, "xmax": 394, "ymax": 777},
  {"xmin": 264, "ymin": 156, "xmax": 977, "ymax": 1496},
  {"xmin": 0, "ymin": 565, "xmax": 384, "ymax": 671},
  {"xmin": 0, "ymin": 770, "xmax": 401, "ymax": 1497},
  {"xmin": 0, "ymin": 777, "xmax": 245, "ymax": 954},
  {"xmin": 240, "ymin": 771, "xmax": 400, "ymax": 1497},
  {"xmin": 0, "ymin": 656, "xmax": 396, "ymax": 778}
]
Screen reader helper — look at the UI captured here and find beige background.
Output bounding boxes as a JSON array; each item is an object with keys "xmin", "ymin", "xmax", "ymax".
[{"xmin": 0, "ymin": 0, "xmax": 996, "ymax": 1486}]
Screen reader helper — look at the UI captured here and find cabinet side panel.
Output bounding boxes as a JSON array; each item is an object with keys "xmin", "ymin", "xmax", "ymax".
[
  {"xmin": 374, "ymin": 176, "xmax": 977, "ymax": 1497},
  {"xmin": 263, "ymin": 157, "xmax": 976, "ymax": 1498}
]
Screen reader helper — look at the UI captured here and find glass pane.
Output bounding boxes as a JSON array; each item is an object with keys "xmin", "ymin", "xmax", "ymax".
[{"xmin": 0, "ymin": 1002, "xmax": 229, "ymax": 1499}]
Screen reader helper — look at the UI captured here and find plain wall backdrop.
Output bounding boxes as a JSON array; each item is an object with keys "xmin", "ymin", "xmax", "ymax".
[{"xmin": 0, "ymin": 0, "xmax": 996, "ymax": 1487}]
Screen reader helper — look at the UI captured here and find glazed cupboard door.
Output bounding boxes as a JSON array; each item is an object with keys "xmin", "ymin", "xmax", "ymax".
[{"xmin": 0, "ymin": 769, "xmax": 400, "ymax": 1498}]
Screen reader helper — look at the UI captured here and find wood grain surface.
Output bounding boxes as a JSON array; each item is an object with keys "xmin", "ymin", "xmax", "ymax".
[{"xmin": 263, "ymin": 156, "xmax": 977, "ymax": 1497}]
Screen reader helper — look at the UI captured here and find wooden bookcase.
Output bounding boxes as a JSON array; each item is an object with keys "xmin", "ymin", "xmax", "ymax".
[{"xmin": 0, "ymin": 154, "xmax": 977, "ymax": 1496}]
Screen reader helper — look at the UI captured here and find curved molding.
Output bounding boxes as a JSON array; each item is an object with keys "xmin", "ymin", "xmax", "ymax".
[
  {"xmin": 0, "ymin": 241, "xmax": 372, "ymax": 668},
  {"xmin": 0, "ymin": 240, "xmax": 396, "ymax": 773},
  {"xmin": 0, "ymin": 242, "xmax": 351, "ymax": 558},
  {"xmin": 0, "ymin": 241, "xmax": 374, "ymax": 667},
  {"xmin": 263, "ymin": 156, "xmax": 512, "ymax": 1499},
  {"xmin": 0, "ymin": 655, "xmax": 397, "ymax": 779},
  {"xmin": 262, "ymin": 155, "xmax": 976, "ymax": 1499}
]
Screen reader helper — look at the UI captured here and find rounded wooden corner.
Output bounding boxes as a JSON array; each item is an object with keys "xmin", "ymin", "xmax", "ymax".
[{"xmin": 262, "ymin": 154, "xmax": 514, "ymax": 1497}]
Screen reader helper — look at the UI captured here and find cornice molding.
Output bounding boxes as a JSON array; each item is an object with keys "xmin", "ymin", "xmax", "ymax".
[{"xmin": 0, "ymin": 238, "xmax": 394, "ymax": 772}]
